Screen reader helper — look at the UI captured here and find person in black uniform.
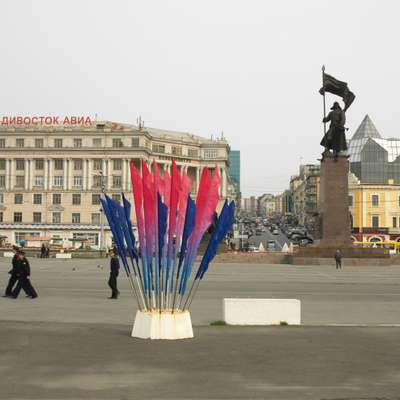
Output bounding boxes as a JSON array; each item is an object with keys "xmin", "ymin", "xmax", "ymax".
[
  {"xmin": 108, "ymin": 247, "xmax": 120, "ymax": 299},
  {"xmin": 3, "ymin": 246, "xmax": 20, "ymax": 297},
  {"xmin": 12, "ymin": 251, "xmax": 38, "ymax": 299}
]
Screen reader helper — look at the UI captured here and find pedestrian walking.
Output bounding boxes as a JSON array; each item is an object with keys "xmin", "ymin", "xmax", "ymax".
[
  {"xmin": 334, "ymin": 249, "xmax": 342, "ymax": 270},
  {"xmin": 3, "ymin": 246, "xmax": 19, "ymax": 297},
  {"xmin": 40, "ymin": 243, "xmax": 46, "ymax": 258},
  {"xmin": 45, "ymin": 244, "xmax": 50, "ymax": 258},
  {"xmin": 12, "ymin": 251, "xmax": 38, "ymax": 299},
  {"xmin": 108, "ymin": 247, "xmax": 120, "ymax": 299}
]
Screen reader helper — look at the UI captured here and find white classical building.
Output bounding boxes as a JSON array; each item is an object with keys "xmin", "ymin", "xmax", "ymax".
[{"xmin": 0, "ymin": 120, "xmax": 235, "ymax": 248}]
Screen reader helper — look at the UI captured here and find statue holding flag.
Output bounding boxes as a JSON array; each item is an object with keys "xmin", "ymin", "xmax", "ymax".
[{"xmin": 319, "ymin": 67, "xmax": 355, "ymax": 159}]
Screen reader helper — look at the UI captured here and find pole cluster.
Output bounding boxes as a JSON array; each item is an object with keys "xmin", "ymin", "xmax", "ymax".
[{"xmin": 101, "ymin": 160, "xmax": 235, "ymax": 313}]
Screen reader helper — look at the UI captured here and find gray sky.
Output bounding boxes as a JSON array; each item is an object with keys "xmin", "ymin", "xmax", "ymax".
[{"xmin": 1, "ymin": 0, "xmax": 399, "ymax": 197}]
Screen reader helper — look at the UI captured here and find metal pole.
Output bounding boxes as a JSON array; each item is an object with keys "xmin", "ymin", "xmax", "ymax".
[{"xmin": 322, "ymin": 65, "xmax": 327, "ymax": 135}]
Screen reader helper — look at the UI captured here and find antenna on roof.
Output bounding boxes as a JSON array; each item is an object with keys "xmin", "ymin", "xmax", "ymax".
[{"xmin": 137, "ymin": 115, "xmax": 144, "ymax": 130}]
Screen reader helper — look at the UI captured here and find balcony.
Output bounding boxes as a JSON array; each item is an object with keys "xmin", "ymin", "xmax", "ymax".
[{"xmin": 352, "ymin": 227, "xmax": 389, "ymax": 234}]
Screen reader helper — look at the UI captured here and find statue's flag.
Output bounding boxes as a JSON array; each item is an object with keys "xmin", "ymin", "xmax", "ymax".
[{"xmin": 319, "ymin": 72, "xmax": 355, "ymax": 112}]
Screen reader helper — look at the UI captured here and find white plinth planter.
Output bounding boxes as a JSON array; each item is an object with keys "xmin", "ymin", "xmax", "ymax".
[
  {"xmin": 223, "ymin": 298, "xmax": 301, "ymax": 325},
  {"xmin": 131, "ymin": 310, "xmax": 194, "ymax": 340}
]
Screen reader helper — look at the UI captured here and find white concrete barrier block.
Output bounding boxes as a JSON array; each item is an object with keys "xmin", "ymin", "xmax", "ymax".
[
  {"xmin": 223, "ymin": 298, "xmax": 301, "ymax": 325},
  {"xmin": 131, "ymin": 310, "xmax": 194, "ymax": 340},
  {"xmin": 3, "ymin": 251, "xmax": 14, "ymax": 258},
  {"xmin": 56, "ymin": 253, "xmax": 72, "ymax": 259}
]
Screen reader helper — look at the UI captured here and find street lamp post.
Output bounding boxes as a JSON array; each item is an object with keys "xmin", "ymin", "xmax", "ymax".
[{"xmin": 99, "ymin": 171, "xmax": 106, "ymax": 253}]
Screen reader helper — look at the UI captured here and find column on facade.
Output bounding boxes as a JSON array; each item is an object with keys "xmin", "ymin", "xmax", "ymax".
[
  {"xmin": 122, "ymin": 159, "xmax": 127, "ymax": 191},
  {"xmin": 82, "ymin": 158, "xmax": 87, "ymax": 190},
  {"xmin": 221, "ymin": 167, "xmax": 227, "ymax": 197},
  {"xmin": 68, "ymin": 159, "xmax": 73, "ymax": 190},
  {"xmin": 63, "ymin": 159, "xmax": 68, "ymax": 190},
  {"xmin": 126, "ymin": 159, "xmax": 131, "ymax": 191},
  {"xmin": 44, "ymin": 159, "xmax": 48, "ymax": 190},
  {"xmin": 5, "ymin": 159, "xmax": 10, "ymax": 190},
  {"xmin": 87, "ymin": 159, "xmax": 93, "ymax": 190},
  {"xmin": 48, "ymin": 159, "xmax": 53, "ymax": 190},
  {"xmin": 196, "ymin": 167, "xmax": 200, "ymax": 193},
  {"xmin": 24, "ymin": 160, "xmax": 29, "ymax": 190},
  {"xmin": 28, "ymin": 160, "xmax": 32, "ymax": 190},
  {"xmin": 104, "ymin": 159, "xmax": 110, "ymax": 190}
]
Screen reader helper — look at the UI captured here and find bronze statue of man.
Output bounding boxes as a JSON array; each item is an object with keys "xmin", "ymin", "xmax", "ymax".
[{"xmin": 320, "ymin": 101, "xmax": 347, "ymax": 157}]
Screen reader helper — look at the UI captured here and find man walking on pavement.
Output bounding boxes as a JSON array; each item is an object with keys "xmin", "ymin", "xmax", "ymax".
[
  {"xmin": 3, "ymin": 246, "xmax": 19, "ymax": 297},
  {"xmin": 108, "ymin": 247, "xmax": 120, "ymax": 299},
  {"xmin": 334, "ymin": 249, "xmax": 343, "ymax": 270},
  {"xmin": 12, "ymin": 251, "xmax": 38, "ymax": 299}
]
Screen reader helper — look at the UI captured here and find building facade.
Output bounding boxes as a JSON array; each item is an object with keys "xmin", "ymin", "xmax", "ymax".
[
  {"xmin": 228, "ymin": 150, "xmax": 241, "ymax": 198},
  {"xmin": 0, "ymin": 120, "xmax": 233, "ymax": 248}
]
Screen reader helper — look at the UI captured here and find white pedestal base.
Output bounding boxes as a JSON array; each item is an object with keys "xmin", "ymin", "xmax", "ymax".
[{"xmin": 131, "ymin": 310, "xmax": 194, "ymax": 340}]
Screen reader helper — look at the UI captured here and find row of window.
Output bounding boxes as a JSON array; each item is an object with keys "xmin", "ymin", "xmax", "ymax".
[
  {"xmin": 0, "ymin": 192, "xmax": 121, "ymax": 205},
  {"xmin": 0, "ymin": 137, "xmax": 217, "ymax": 159},
  {"xmin": 0, "ymin": 137, "xmax": 140, "ymax": 149},
  {"xmin": 349, "ymin": 194, "xmax": 400, "ymax": 207},
  {"xmin": 0, "ymin": 158, "xmax": 128, "ymax": 171},
  {"xmin": 2, "ymin": 211, "xmax": 101, "ymax": 224},
  {"xmin": 0, "ymin": 175, "xmax": 124, "ymax": 189}
]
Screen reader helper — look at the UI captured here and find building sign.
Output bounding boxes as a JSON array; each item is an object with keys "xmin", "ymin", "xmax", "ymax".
[{"xmin": 1, "ymin": 116, "xmax": 92, "ymax": 126}]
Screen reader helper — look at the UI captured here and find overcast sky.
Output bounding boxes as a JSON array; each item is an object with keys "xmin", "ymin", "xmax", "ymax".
[{"xmin": 1, "ymin": 0, "xmax": 399, "ymax": 197}]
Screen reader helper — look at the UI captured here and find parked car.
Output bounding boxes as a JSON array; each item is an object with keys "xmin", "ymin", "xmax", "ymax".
[
  {"xmin": 267, "ymin": 240, "xmax": 276, "ymax": 251},
  {"xmin": 272, "ymin": 229, "xmax": 279, "ymax": 235},
  {"xmin": 248, "ymin": 245, "xmax": 259, "ymax": 253}
]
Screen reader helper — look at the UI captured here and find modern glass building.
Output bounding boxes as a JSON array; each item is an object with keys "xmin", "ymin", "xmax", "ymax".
[
  {"xmin": 348, "ymin": 115, "xmax": 400, "ymax": 184},
  {"xmin": 228, "ymin": 150, "xmax": 241, "ymax": 194}
]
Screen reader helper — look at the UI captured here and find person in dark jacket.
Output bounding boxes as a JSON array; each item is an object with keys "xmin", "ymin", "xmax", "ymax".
[
  {"xmin": 12, "ymin": 252, "xmax": 38, "ymax": 299},
  {"xmin": 3, "ymin": 246, "xmax": 19, "ymax": 297},
  {"xmin": 334, "ymin": 249, "xmax": 343, "ymax": 270},
  {"xmin": 108, "ymin": 248, "xmax": 120, "ymax": 299}
]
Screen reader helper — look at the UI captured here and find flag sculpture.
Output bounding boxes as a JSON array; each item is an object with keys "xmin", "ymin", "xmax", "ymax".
[{"xmin": 101, "ymin": 160, "xmax": 235, "ymax": 339}]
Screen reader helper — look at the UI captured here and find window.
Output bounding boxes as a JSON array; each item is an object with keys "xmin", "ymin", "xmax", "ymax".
[
  {"xmin": 0, "ymin": 139, "xmax": 5, "ymax": 148},
  {"xmin": 393, "ymin": 217, "xmax": 397, "ymax": 228},
  {"xmin": 0, "ymin": 211, "xmax": 3, "ymax": 223},
  {"xmin": 16, "ymin": 138, "xmax": 24, "ymax": 148},
  {"xmin": 348, "ymin": 196, "xmax": 353, "ymax": 207},
  {"xmin": 0, "ymin": 159, "xmax": 5, "ymax": 170},
  {"xmin": 53, "ymin": 176, "xmax": 63, "ymax": 187},
  {"xmin": 112, "ymin": 138, "xmax": 123, "ymax": 148},
  {"xmin": 93, "ymin": 138, "xmax": 102, "ymax": 147},
  {"xmin": 35, "ymin": 176, "xmax": 44, "ymax": 186},
  {"xmin": 188, "ymin": 148, "xmax": 198, "ymax": 157},
  {"xmin": 33, "ymin": 194, "xmax": 42, "ymax": 205},
  {"xmin": 93, "ymin": 160, "xmax": 103, "ymax": 170},
  {"xmin": 72, "ymin": 193, "xmax": 81, "ymax": 205},
  {"xmin": 172, "ymin": 146, "xmax": 182, "ymax": 156},
  {"xmin": 72, "ymin": 213, "xmax": 81, "ymax": 223},
  {"xmin": 54, "ymin": 159, "xmax": 64, "ymax": 170},
  {"xmin": 204, "ymin": 149, "xmax": 218, "ymax": 159},
  {"xmin": 73, "ymin": 138, "xmax": 82, "ymax": 148},
  {"xmin": 92, "ymin": 194, "xmax": 101, "ymax": 205},
  {"xmin": 35, "ymin": 138, "xmax": 44, "ymax": 148},
  {"xmin": 15, "ymin": 176, "xmax": 25, "ymax": 188},
  {"xmin": 33, "ymin": 212, "xmax": 42, "ymax": 223},
  {"xmin": 91, "ymin": 213, "xmax": 100, "ymax": 225},
  {"xmin": 14, "ymin": 212, "xmax": 22, "ymax": 223},
  {"xmin": 73, "ymin": 159, "xmax": 83, "ymax": 170},
  {"xmin": 372, "ymin": 215, "xmax": 379, "ymax": 228},
  {"xmin": 53, "ymin": 212, "xmax": 61, "ymax": 223},
  {"xmin": 152, "ymin": 144, "xmax": 165, "ymax": 153},
  {"xmin": 0, "ymin": 193, "xmax": 3, "ymax": 204},
  {"xmin": 54, "ymin": 139, "xmax": 63, "ymax": 148},
  {"xmin": 132, "ymin": 137, "xmax": 140, "ymax": 147},
  {"xmin": 73, "ymin": 176, "xmax": 82, "ymax": 187},
  {"xmin": 15, "ymin": 193, "xmax": 23, "ymax": 204},
  {"xmin": 0, "ymin": 176, "xmax": 5, "ymax": 187},
  {"xmin": 35, "ymin": 159, "xmax": 44, "ymax": 170},
  {"xmin": 93, "ymin": 175, "xmax": 103, "ymax": 188},
  {"xmin": 113, "ymin": 159, "xmax": 122, "ymax": 170},
  {"xmin": 372, "ymin": 194, "xmax": 379, "ymax": 206},
  {"xmin": 53, "ymin": 193, "xmax": 61, "ymax": 205},
  {"xmin": 112, "ymin": 175, "xmax": 122, "ymax": 188},
  {"xmin": 16, "ymin": 159, "xmax": 25, "ymax": 170},
  {"xmin": 112, "ymin": 193, "xmax": 121, "ymax": 203}
]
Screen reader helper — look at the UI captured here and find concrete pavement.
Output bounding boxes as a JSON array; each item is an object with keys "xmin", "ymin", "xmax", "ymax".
[{"xmin": 2, "ymin": 258, "xmax": 400, "ymax": 325}]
